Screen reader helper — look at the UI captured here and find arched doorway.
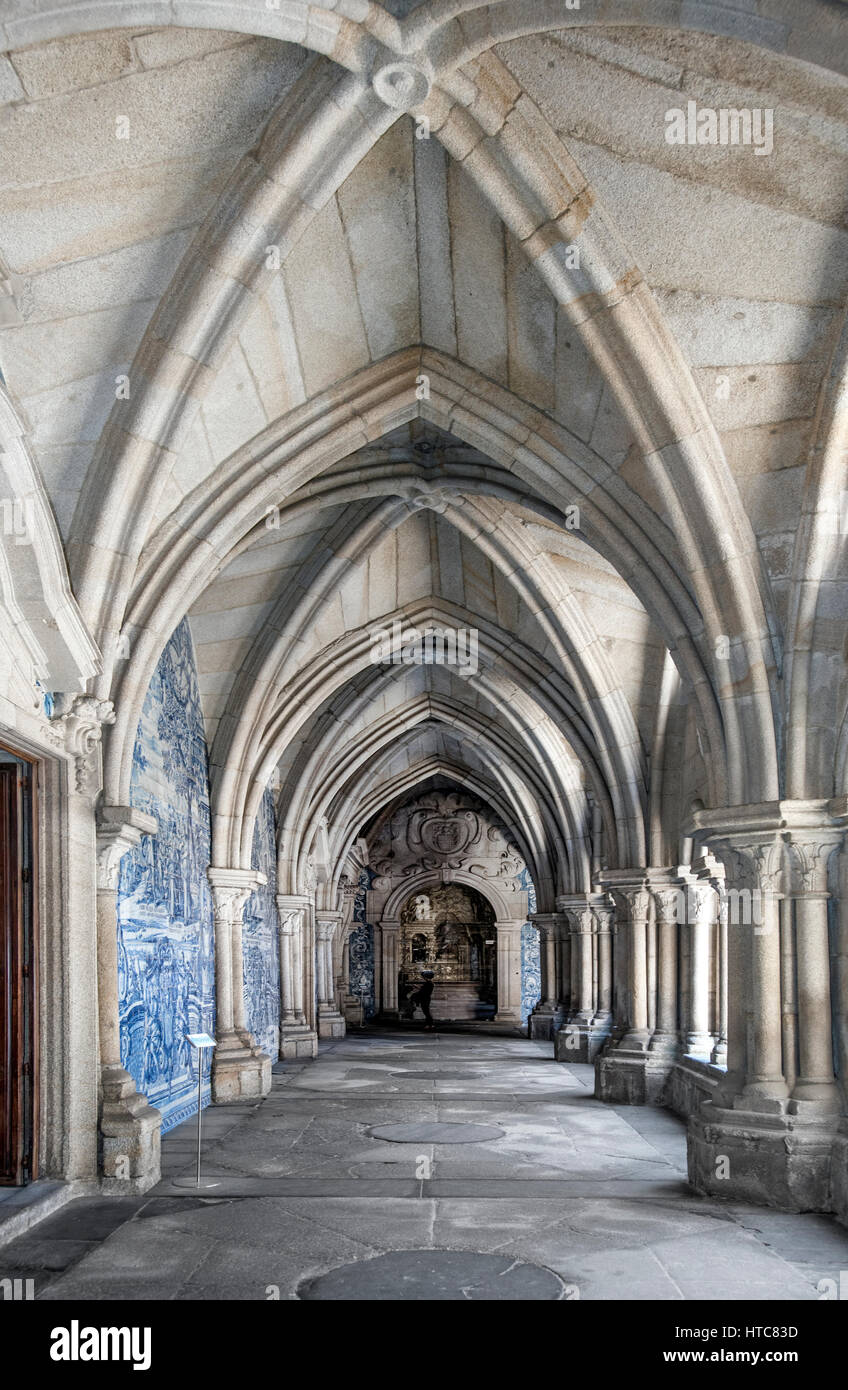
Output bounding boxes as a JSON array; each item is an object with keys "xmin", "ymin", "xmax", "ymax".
[{"xmin": 398, "ymin": 884, "xmax": 496, "ymax": 1022}]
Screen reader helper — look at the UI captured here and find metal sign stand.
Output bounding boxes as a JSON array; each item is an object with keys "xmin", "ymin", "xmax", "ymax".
[{"xmin": 174, "ymin": 1033, "xmax": 218, "ymax": 1190}]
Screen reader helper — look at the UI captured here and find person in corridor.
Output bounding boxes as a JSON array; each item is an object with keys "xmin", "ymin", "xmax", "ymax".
[{"xmin": 411, "ymin": 970, "xmax": 435, "ymax": 1030}]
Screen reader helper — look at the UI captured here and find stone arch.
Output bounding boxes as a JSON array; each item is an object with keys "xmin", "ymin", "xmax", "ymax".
[
  {"xmin": 76, "ymin": 46, "xmax": 780, "ymax": 812},
  {"xmin": 0, "ymin": 385, "xmax": 99, "ymax": 693},
  {"xmin": 785, "ymin": 299, "xmax": 848, "ymax": 800},
  {"xmin": 379, "ymin": 866, "xmax": 525, "ymax": 928},
  {"xmin": 4, "ymin": 1, "xmax": 845, "ymax": 82}
]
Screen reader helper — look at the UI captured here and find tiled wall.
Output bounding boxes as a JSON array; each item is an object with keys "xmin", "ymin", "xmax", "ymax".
[
  {"xmin": 243, "ymin": 788, "xmax": 281, "ymax": 1062},
  {"xmin": 117, "ymin": 618, "xmax": 216, "ymax": 1132},
  {"xmin": 348, "ymin": 867, "xmax": 376, "ymax": 1019},
  {"xmin": 520, "ymin": 871, "xmax": 541, "ymax": 1024}
]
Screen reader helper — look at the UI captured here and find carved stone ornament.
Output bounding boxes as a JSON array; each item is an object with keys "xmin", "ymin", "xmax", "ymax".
[
  {"xmin": 50, "ymin": 693, "xmax": 116, "ymax": 794},
  {"xmin": 372, "ymin": 60, "xmax": 431, "ymax": 111}
]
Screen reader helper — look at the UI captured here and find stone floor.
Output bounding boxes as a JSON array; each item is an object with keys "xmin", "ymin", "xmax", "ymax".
[{"xmin": 3, "ymin": 1027, "xmax": 848, "ymax": 1300}]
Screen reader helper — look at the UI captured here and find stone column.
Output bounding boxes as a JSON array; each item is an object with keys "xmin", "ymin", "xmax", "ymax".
[
  {"xmin": 528, "ymin": 913, "xmax": 564, "ymax": 1040},
  {"xmin": 685, "ymin": 881, "xmax": 718, "ymax": 1059},
  {"xmin": 494, "ymin": 920, "xmax": 523, "ymax": 1024},
  {"xmin": 833, "ymin": 836, "xmax": 848, "ymax": 1227},
  {"xmin": 380, "ymin": 918, "xmax": 400, "ymax": 1018},
  {"xmin": 557, "ymin": 915, "xmax": 571, "ymax": 1016},
  {"xmin": 315, "ymin": 911, "xmax": 346, "ymax": 1038},
  {"xmin": 574, "ymin": 907, "xmax": 595, "ymax": 1022},
  {"xmin": 710, "ymin": 892, "xmax": 729, "ymax": 1066},
  {"xmin": 735, "ymin": 841, "xmax": 787, "ymax": 1105},
  {"xmin": 613, "ymin": 884, "xmax": 652, "ymax": 1051},
  {"xmin": 786, "ymin": 832, "xmax": 842, "ymax": 1112},
  {"xmin": 650, "ymin": 883, "xmax": 681, "ymax": 1056},
  {"xmin": 96, "ymin": 806, "xmax": 161, "ymax": 1193},
  {"xmin": 207, "ymin": 868, "xmax": 272, "ymax": 1101},
  {"xmin": 595, "ymin": 872, "xmax": 681, "ymax": 1104},
  {"xmin": 554, "ymin": 896, "xmax": 611, "ymax": 1063},
  {"xmin": 594, "ymin": 902, "xmax": 614, "ymax": 1022},
  {"xmin": 275, "ymin": 894, "xmax": 317, "ymax": 1058},
  {"xmin": 687, "ymin": 804, "xmax": 843, "ymax": 1213}
]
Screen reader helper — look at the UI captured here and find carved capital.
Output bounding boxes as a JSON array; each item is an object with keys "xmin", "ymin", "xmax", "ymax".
[
  {"xmin": 96, "ymin": 804, "xmax": 157, "ymax": 891},
  {"xmin": 569, "ymin": 907, "xmax": 595, "ymax": 935},
  {"xmin": 684, "ymin": 881, "xmax": 719, "ymax": 926},
  {"xmin": 785, "ymin": 833, "xmax": 842, "ymax": 897},
  {"xmin": 591, "ymin": 902, "xmax": 615, "ymax": 934},
  {"xmin": 529, "ymin": 912, "xmax": 562, "ymax": 940},
  {"xmin": 653, "ymin": 886, "xmax": 685, "ymax": 925},
  {"xmin": 275, "ymin": 894, "xmax": 309, "ymax": 935},
  {"xmin": 51, "ymin": 694, "xmax": 115, "ymax": 795},
  {"xmin": 207, "ymin": 867, "xmax": 265, "ymax": 923},
  {"xmin": 711, "ymin": 836, "xmax": 784, "ymax": 895},
  {"xmin": 610, "ymin": 887, "xmax": 652, "ymax": 924},
  {"xmin": 315, "ymin": 911, "xmax": 342, "ymax": 942}
]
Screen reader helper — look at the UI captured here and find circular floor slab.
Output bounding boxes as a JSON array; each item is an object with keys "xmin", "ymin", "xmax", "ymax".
[
  {"xmin": 368, "ymin": 1121, "xmax": 505, "ymax": 1144},
  {"xmin": 298, "ymin": 1250, "xmax": 564, "ymax": 1300}
]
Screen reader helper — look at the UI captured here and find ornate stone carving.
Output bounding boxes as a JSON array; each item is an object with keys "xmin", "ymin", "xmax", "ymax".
[
  {"xmin": 207, "ymin": 869, "xmax": 263, "ymax": 923},
  {"xmin": 50, "ymin": 693, "xmax": 115, "ymax": 795},
  {"xmin": 408, "ymin": 804, "xmax": 480, "ymax": 857},
  {"xmin": 96, "ymin": 806, "xmax": 157, "ymax": 891},
  {"xmin": 372, "ymin": 60, "xmax": 432, "ymax": 111}
]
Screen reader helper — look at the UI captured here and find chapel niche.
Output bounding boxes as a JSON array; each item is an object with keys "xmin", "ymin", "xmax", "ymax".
[{"xmin": 399, "ymin": 883, "xmax": 496, "ymax": 1019}]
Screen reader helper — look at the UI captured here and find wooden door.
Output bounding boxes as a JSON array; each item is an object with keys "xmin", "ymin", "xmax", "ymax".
[{"xmin": 0, "ymin": 757, "xmax": 36, "ymax": 1185}]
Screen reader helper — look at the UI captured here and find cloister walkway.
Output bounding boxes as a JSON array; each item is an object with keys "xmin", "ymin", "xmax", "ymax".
[{"xmin": 3, "ymin": 1030, "xmax": 848, "ymax": 1300}]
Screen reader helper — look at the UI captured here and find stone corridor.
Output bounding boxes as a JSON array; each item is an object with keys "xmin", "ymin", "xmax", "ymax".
[{"xmin": 4, "ymin": 1029, "xmax": 848, "ymax": 1302}]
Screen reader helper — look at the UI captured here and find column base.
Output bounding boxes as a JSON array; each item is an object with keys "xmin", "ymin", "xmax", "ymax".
[
  {"xmin": 495, "ymin": 1008, "xmax": 522, "ymax": 1025},
  {"xmin": 280, "ymin": 1023, "xmax": 318, "ymax": 1059},
  {"xmin": 594, "ymin": 1042, "xmax": 673, "ymax": 1104},
  {"xmin": 688, "ymin": 1100, "xmax": 840, "ymax": 1211},
  {"xmin": 99, "ymin": 1065, "xmax": 162, "ymax": 1194},
  {"xmin": 528, "ymin": 1003, "xmax": 564, "ymax": 1041},
  {"xmin": 684, "ymin": 1032, "xmax": 715, "ymax": 1061},
  {"xmin": 317, "ymin": 1007, "xmax": 346, "ymax": 1039},
  {"xmin": 211, "ymin": 1042, "xmax": 272, "ymax": 1102},
  {"xmin": 554, "ymin": 1019, "xmax": 610, "ymax": 1063},
  {"xmin": 831, "ymin": 1126, "xmax": 848, "ymax": 1229}
]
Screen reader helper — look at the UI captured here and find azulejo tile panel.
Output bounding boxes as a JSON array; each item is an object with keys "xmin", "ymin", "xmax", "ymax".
[
  {"xmin": 243, "ymin": 787, "xmax": 281, "ymax": 1062},
  {"xmin": 348, "ymin": 866, "xmax": 376, "ymax": 1019},
  {"xmin": 520, "ymin": 870, "xmax": 540, "ymax": 1024},
  {"xmin": 117, "ymin": 618, "xmax": 216, "ymax": 1133}
]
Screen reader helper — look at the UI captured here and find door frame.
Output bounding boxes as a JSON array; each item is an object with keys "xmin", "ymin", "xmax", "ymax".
[{"xmin": 0, "ymin": 742, "xmax": 38, "ymax": 1184}]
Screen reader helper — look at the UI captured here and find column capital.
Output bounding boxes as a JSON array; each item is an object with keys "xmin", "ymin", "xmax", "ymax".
[
  {"xmin": 595, "ymin": 869, "xmax": 653, "ymax": 921},
  {"xmin": 529, "ymin": 911, "xmax": 565, "ymax": 938},
  {"xmin": 96, "ymin": 805, "xmax": 157, "ymax": 890},
  {"xmin": 652, "ymin": 883, "xmax": 687, "ymax": 924},
  {"xmin": 276, "ymin": 893, "xmax": 311, "ymax": 912},
  {"xmin": 556, "ymin": 892, "xmax": 591, "ymax": 913},
  {"xmin": 315, "ymin": 910, "xmax": 343, "ymax": 941},
  {"xmin": 591, "ymin": 901, "xmax": 615, "ymax": 933},
  {"xmin": 566, "ymin": 906, "xmax": 595, "ymax": 934},
  {"xmin": 784, "ymin": 830, "xmax": 844, "ymax": 897},
  {"xmin": 207, "ymin": 867, "xmax": 266, "ymax": 920},
  {"xmin": 276, "ymin": 898, "xmax": 306, "ymax": 933}
]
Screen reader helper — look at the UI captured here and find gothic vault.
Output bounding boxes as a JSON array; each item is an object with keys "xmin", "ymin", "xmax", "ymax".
[{"xmin": 2, "ymin": 0, "xmax": 848, "ymax": 1283}]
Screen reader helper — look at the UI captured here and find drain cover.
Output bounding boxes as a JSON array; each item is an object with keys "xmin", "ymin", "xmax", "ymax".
[
  {"xmin": 298, "ymin": 1250, "xmax": 564, "ymax": 1300},
  {"xmin": 368, "ymin": 1121, "xmax": 505, "ymax": 1144}
]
